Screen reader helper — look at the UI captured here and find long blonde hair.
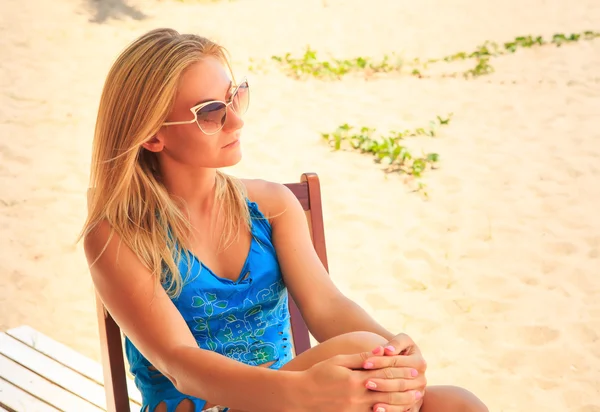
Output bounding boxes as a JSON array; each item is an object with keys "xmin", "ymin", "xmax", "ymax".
[{"xmin": 81, "ymin": 28, "xmax": 251, "ymax": 298}]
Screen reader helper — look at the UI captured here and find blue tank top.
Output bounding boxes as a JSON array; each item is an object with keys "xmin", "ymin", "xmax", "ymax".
[{"xmin": 125, "ymin": 200, "xmax": 294, "ymax": 411}]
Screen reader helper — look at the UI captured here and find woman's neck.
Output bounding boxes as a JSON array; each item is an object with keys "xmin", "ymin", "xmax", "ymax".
[{"xmin": 160, "ymin": 165, "xmax": 218, "ymax": 214}]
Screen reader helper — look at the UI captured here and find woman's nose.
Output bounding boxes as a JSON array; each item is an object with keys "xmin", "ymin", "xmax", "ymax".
[{"xmin": 223, "ymin": 104, "xmax": 244, "ymax": 132}]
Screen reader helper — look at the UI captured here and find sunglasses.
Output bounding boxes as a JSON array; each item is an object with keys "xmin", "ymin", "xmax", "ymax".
[{"xmin": 162, "ymin": 77, "xmax": 249, "ymax": 135}]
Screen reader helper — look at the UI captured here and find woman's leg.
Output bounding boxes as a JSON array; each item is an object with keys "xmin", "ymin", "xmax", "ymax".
[
  {"xmin": 281, "ymin": 331, "xmax": 389, "ymax": 371},
  {"xmin": 420, "ymin": 386, "xmax": 488, "ymax": 412}
]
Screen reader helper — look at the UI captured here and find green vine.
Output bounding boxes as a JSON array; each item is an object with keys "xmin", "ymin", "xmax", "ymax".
[{"xmin": 265, "ymin": 31, "xmax": 600, "ymax": 79}]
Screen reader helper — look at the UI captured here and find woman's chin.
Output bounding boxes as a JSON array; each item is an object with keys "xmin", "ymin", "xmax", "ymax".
[{"xmin": 219, "ymin": 150, "xmax": 243, "ymax": 168}]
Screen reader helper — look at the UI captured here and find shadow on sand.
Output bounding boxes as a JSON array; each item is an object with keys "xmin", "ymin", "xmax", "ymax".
[{"xmin": 86, "ymin": 0, "xmax": 147, "ymax": 23}]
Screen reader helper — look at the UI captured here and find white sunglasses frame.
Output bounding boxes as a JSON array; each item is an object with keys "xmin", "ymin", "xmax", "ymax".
[{"xmin": 162, "ymin": 77, "xmax": 249, "ymax": 135}]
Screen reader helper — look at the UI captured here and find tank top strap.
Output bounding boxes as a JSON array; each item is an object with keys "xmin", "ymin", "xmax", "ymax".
[{"xmin": 246, "ymin": 198, "xmax": 273, "ymax": 239}]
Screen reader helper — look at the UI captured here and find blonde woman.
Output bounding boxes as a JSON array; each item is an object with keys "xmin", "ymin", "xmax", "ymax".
[{"xmin": 82, "ymin": 28, "xmax": 487, "ymax": 412}]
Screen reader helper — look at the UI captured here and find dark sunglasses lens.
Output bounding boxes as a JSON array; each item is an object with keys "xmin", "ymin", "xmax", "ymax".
[
  {"xmin": 196, "ymin": 102, "xmax": 227, "ymax": 133},
  {"xmin": 232, "ymin": 81, "xmax": 249, "ymax": 115}
]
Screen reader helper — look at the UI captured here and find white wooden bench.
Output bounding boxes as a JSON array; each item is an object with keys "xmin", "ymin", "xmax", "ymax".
[{"xmin": 0, "ymin": 325, "xmax": 142, "ymax": 412}]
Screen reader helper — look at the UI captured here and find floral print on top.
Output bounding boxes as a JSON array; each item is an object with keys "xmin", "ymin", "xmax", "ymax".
[{"xmin": 124, "ymin": 200, "xmax": 294, "ymax": 412}]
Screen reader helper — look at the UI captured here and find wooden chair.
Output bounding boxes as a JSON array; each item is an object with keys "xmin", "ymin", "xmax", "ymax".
[{"xmin": 93, "ymin": 172, "xmax": 329, "ymax": 412}]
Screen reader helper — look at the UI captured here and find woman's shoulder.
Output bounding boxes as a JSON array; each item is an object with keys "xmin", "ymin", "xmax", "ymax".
[
  {"xmin": 240, "ymin": 178, "xmax": 300, "ymax": 220},
  {"xmin": 83, "ymin": 219, "xmax": 114, "ymax": 260}
]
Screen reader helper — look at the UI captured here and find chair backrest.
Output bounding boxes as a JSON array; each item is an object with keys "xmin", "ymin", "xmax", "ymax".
[{"xmin": 89, "ymin": 172, "xmax": 329, "ymax": 412}]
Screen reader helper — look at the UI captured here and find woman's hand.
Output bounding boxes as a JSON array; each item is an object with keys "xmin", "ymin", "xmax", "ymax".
[
  {"xmin": 299, "ymin": 350, "xmax": 423, "ymax": 412},
  {"xmin": 368, "ymin": 333, "xmax": 428, "ymax": 412}
]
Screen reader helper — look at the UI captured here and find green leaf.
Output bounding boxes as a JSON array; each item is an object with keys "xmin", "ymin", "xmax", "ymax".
[
  {"xmin": 246, "ymin": 306, "xmax": 261, "ymax": 317},
  {"xmin": 215, "ymin": 301, "xmax": 228, "ymax": 309},
  {"xmin": 194, "ymin": 318, "xmax": 207, "ymax": 331},
  {"xmin": 192, "ymin": 296, "xmax": 205, "ymax": 307},
  {"xmin": 206, "ymin": 292, "xmax": 217, "ymax": 302},
  {"xmin": 427, "ymin": 153, "xmax": 440, "ymax": 162}
]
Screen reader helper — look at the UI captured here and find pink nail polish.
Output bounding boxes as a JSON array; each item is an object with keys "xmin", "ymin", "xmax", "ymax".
[
  {"xmin": 375, "ymin": 407, "xmax": 386, "ymax": 412},
  {"xmin": 385, "ymin": 345, "xmax": 395, "ymax": 352},
  {"xmin": 366, "ymin": 381, "xmax": 377, "ymax": 389},
  {"xmin": 364, "ymin": 362, "xmax": 374, "ymax": 369},
  {"xmin": 372, "ymin": 346, "xmax": 382, "ymax": 355},
  {"xmin": 415, "ymin": 391, "xmax": 423, "ymax": 400},
  {"xmin": 411, "ymin": 369, "xmax": 418, "ymax": 377}
]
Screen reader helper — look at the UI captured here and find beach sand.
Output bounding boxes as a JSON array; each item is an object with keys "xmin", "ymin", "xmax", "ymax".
[{"xmin": 1, "ymin": 0, "xmax": 599, "ymax": 410}]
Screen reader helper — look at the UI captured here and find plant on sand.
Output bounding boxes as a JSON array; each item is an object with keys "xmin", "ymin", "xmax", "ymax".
[
  {"xmin": 267, "ymin": 31, "xmax": 600, "ymax": 79},
  {"xmin": 321, "ymin": 114, "xmax": 453, "ymax": 196}
]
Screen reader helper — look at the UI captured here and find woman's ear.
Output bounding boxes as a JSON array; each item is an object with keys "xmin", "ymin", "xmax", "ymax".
[{"xmin": 142, "ymin": 135, "xmax": 164, "ymax": 153}]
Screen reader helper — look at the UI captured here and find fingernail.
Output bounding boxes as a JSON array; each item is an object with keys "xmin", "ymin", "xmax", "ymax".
[
  {"xmin": 415, "ymin": 391, "xmax": 423, "ymax": 400},
  {"xmin": 372, "ymin": 346, "xmax": 382, "ymax": 355},
  {"xmin": 366, "ymin": 381, "xmax": 377, "ymax": 389},
  {"xmin": 364, "ymin": 362, "xmax": 374, "ymax": 369},
  {"xmin": 376, "ymin": 407, "xmax": 386, "ymax": 412},
  {"xmin": 411, "ymin": 368, "xmax": 418, "ymax": 377},
  {"xmin": 385, "ymin": 345, "xmax": 395, "ymax": 352}
]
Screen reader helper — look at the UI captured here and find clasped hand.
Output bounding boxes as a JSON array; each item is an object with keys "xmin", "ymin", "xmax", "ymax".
[
  {"xmin": 357, "ymin": 333, "xmax": 427, "ymax": 412},
  {"xmin": 302, "ymin": 333, "xmax": 427, "ymax": 412}
]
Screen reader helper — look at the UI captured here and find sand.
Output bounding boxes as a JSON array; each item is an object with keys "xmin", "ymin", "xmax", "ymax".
[{"xmin": 1, "ymin": 0, "xmax": 599, "ymax": 410}]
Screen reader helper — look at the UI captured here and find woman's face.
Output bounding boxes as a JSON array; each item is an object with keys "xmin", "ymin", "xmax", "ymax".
[{"xmin": 147, "ymin": 56, "xmax": 246, "ymax": 170}]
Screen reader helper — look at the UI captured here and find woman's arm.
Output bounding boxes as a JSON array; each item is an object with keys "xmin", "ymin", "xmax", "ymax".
[
  {"xmin": 251, "ymin": 180, "xmax": 396, "ymax": 343},
  {"xmin": 84, "ymin": 220, "xmax": 301, "ymax": 412}
]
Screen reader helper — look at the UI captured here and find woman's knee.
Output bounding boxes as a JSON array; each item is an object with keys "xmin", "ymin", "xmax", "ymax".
[
  {"xmin": 283, "ymin": 331, "xmax": 388, "ymax": 372},
  {"xmin": 451, "ymin": 386, "xmax": 488, "ymax": 412},
  {"xmin": 423, "ymin": 385, "xmax": 488, "ymax": 412},
  {"xmin": 328, "ymin": 331, "xmax": 388, "ymax": 353}
]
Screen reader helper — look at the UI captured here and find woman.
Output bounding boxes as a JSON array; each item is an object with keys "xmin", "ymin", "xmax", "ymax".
[{"xmin": 82, "ymin": 28, "xmax": 487, "ymax": 412}]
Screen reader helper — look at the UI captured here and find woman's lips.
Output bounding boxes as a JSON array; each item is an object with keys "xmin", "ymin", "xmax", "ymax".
[{"xmin": 222, "ymin": 139, "xmax": 240, "ymax": 148}]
